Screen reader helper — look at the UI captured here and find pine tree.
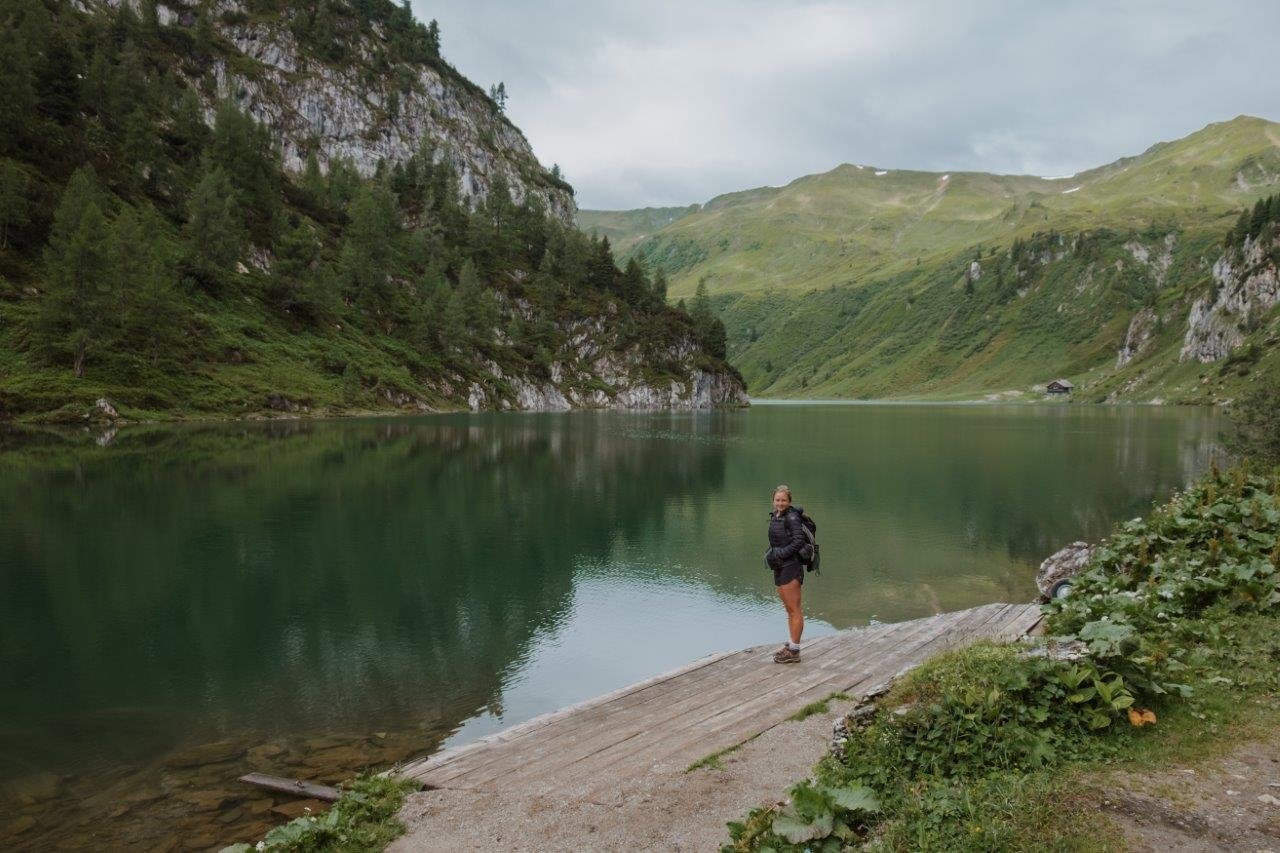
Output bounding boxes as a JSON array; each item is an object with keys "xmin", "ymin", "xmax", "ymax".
[
  {"xmin": 0, "ymin": 22, "xmax": 38, "ymax": 153},
  {"xmin": 450, "ymin": 259, "xmax": 497, "ymax": 342},
  {"xmin": 341, "ymin": 183, "xmax": 399, "ymax": 311},
  {"xmin": 652, "ymin": 269, "xmax": 668, "ymax": 305},
  {"xmin": 689, "ymin": 279, "xmax": 726, "ymax": 359},
  {"xmin": 121, "ymin": 106, "xmax": 163, "ymax": 193},
  {"xmin": 302, "ymin": 151, "xmax": 326, "ymax": 203},
  {"xmin": 0, "ymin": 158, "xmax": 29, "ymax": 249},
  {"xmin": 140, "ymin": 0, "xmax": 160, "ymax": 37},
  {"xmin": 425, "ymin": 19, "xmax": 440, "ymax": 56},
  {"xmin": 270, "ymin": 217, "xmax": 320, "ymax": 313},
  {"xmin": 587, "ymin": 236, "xmax": 616, "ymax": 291},
  {"xmin": 184, "ymin": 162, "xmax": 246, "ymax": 277},
  {"xmin": 209, "ymin": 98, "xmax": 280, "ymax": 228},
  {"xmin": 172, "ymin": 87, "xmax": 208, "ymax": 161},
  {"xmin": 619, "ymin": 257, "xmax": 647, "ymax": 305},
  {"xmin": 1249, "ymin": 198, "xmax": 1268, "ymax": 240},
  {"xmin": 488, "ymin": 81, "xmax": 507, "ymax": 112},
  {"xmin": 127, "ymin": 204, "xmax": 184, "ymax": 366},
  {"xmin": 194, "ymin": 6, "xmax": 214, "ymax": 56},
  {"xmin": 106, "ymin": 204, "xmax": 144, "ymax": 331},
  {"xmin": 413, "ymin": 275, "xmax": 452, "ymax": 355},
  {"xmin": 1226, "ymin": 208, "xmax": 1250, "ymax": 248},
  {"xmin": 37, "ymin": 168, "xmax": 112, "ymax": 377}
]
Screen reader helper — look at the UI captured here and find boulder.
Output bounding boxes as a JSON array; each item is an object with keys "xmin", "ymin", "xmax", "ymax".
[
  {"xmin": 91, "ymin": 397, "xmax": 120, "ymax": 421},
  {"xmin": 1035, "ymin": 541, "xmax": 1095, "ymax": 599}
]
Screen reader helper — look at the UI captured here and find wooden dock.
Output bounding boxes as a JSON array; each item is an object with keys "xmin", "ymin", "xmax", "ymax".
[{"xmin": 398, "ymin": 602, "xmax": 1042, "ymax": 797}]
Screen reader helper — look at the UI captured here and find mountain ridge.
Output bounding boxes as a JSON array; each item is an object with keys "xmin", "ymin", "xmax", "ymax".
[{"xmin": 582, "ymin": 115, "xmax": 1280, "ymax": 404}]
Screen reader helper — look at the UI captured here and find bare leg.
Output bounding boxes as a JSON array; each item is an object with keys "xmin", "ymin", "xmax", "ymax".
[{"xmin": 776, "ymin": 580, "xmax": 804, "ymax": 644}]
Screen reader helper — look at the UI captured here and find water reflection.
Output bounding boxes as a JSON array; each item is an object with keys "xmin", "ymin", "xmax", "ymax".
[{"xmin": 0, "ymin": 404, "xmax": 1220, "ymax": 848}]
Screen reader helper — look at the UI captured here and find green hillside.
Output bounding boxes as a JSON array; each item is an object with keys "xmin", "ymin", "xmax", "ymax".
[
  {"xmin": 613, "ymin": 116, "xmax": 1280, "ymax": 402},
  {"xmin": 0, "ymin": 0, "xmax": 738, "ymax": 423},
  {"xmin": 577, "ymin": 205, "xmax": 701, "ymax": 256}
]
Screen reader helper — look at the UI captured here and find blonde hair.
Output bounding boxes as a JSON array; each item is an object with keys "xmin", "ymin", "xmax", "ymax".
[{"xmin": 773, "ymin": 484, "xmax": 792, "ymax": 500}]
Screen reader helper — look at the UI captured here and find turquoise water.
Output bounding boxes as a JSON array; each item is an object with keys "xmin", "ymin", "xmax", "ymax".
[{"xmin": 0, "ymin": 404, "xmax": 1221, "ymax": 848}]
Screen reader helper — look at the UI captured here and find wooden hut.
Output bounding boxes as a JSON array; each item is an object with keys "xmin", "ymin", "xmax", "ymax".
[{"xmin": 1046, "ymin": 379, "xmax": 1074, "ymax": 395}]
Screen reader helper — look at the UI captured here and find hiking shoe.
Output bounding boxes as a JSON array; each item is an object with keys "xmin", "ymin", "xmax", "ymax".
[{"xmin": 773, "ymin": 646, "xmax": 801, "ymax": 664}]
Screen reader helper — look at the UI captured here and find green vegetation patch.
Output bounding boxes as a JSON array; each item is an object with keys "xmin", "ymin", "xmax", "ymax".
[
  {"xmin": 788, "ymin": 692, "xmax": 852, "ymax": 723},
  {"xmin": 221, "ymin": 774, "xmax": 419, "ymax": 853}
]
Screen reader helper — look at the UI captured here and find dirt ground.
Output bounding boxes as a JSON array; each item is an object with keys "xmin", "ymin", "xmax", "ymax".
[
  {"xmin": 1101, "ymin": 739, "xmax": 1280, "ymax": 852},
  {"xmin": 390, "ymin": 696, "xmax": 859, "ymax": 852}
]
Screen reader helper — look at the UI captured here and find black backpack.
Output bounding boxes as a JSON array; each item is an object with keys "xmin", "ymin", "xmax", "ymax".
[{"xmin": 791, "ymin": 506, "xmax": 820, "ymax": 573}]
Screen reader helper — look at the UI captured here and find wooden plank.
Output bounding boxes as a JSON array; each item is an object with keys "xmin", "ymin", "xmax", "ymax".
[
  {"xmin": 619, "ymin": 596, "xmax": 1029, "ymax": 778},
  {"xmin": 403, "ymin": 630, "xmax": 856, "ymax": 781},
  {"xmin": 399, "ymin": 645, "xmax": 745, "ymax": 780},
  {"xmin": 1003, "ymin": 604, "xmax": 1045, "ymax": 639},
  {"xmin": 398, "ymin": 602, "xmax": 1048, "ymax": 796},
  {"xmin": 424, "ymin": 626, "xmax": 896, "ymax": 789},
  {"xmin": 604, "ymin": 603, "xmax": 1029, "ymax": 788},
  {"xmin": 546, "ymin": 611, "xmax": 973, "ymax": 794},
  {"xmin": 431, "ymin": 610, "xmax": 970, "ymax": 792},
  {"xmin": 413, "ymin": 626, "xmax": 877, "ymax": 788},
  {"xmin": 238, "ymin": 773, "xmax": 340, "ymax": 802}
]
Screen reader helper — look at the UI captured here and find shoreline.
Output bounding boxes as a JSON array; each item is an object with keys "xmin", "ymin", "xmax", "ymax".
[{"xmin": 1, "ymin": 395, "xmax": 1223, "ymax": 434}]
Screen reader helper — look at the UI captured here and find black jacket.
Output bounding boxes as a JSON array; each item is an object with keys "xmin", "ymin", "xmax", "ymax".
[{"xmin": 766, "ymin": 507, "xmax": 806, "ymax": 571}]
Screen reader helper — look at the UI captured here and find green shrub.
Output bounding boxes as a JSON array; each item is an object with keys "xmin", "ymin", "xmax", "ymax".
[{"xmin": 222, "ymin": 774, "xmax": 418, "ymax": 853}]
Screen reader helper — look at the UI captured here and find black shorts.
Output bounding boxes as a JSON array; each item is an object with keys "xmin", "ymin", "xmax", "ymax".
[{"xmin": 773, "ymin": 564, "xmax": 804, "ymax": 587}]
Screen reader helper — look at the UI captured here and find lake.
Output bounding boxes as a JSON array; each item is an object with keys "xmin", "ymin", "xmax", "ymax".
[{"xmin": 0, "ymin": 403, "xmax": 1221, "ymax": 848}]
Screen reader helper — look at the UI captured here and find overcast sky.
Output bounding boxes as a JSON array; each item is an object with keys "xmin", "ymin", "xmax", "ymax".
[{"xmin": 413, "ymin": 1, "xmax": 1280, "ymax": 210}]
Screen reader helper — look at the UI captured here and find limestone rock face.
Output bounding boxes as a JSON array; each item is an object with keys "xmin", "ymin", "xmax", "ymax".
[
  {"xmin": 95, "ymin": 0, "xmax": 574, "ymax": 223},
  {"xmin": 1035, "ymin": 541, "xmax": 1095, "ymax": 599},
  {"xmin": 1116, "ymin": 306, "xmax": 1158, "ymax": 368},
  {"xmin": 463, "ymin": 327, "xmax": 747, "ymax": 413},
  {"xmin": 1180, "ymin": 234, "xmax": 1279, "ymax": 363}
]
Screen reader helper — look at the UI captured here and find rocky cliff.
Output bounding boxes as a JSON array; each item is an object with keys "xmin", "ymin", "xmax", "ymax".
[
  {"xmin": 1180, "ymin": 233, "xmax": 1280, "ymax": 363},
  {"xmin": 105, "ymin": 0, "xmax": 575, "ymax": 222},
  {"xmin": 465, "ymin": 313, "xmax": 747, "ymax": 412}
]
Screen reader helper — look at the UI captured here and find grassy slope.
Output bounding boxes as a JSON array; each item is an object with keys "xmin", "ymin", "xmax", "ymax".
[
  {"xmin": 577, "ymin": 205, "xmax": 702, "ymax": 256},
  {"xmin": 614, "ymin": 116, "xmax": 1280, "ymax": 402}
]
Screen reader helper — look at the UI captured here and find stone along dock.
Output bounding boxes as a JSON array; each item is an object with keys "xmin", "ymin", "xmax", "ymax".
[{"xmin": 393, "ymin": 602, "xmax": 1043, "ymax": 836}]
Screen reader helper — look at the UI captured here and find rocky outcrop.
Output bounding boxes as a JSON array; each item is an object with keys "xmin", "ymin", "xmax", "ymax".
[
  {"xmin": 464, "ymin": 329, "xmax": 747, "ymax": 412},
  {"xmin": 1180, "ymin": 234, "xmax": 1279, "ymax": 363},
  {"xmin": 102, "ymin": 0, "xmax": 574, "ymax": 222},
  {"xmin": 1116, "ymin": 306, "xmax": 1158, "ymax": 368},
  {"xmin": 1124, "ymin": 233, "xmax": 1176, "ymax": 287}
]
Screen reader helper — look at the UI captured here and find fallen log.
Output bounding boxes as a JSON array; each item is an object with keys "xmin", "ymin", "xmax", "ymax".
[{"xmin": 238, "ymin": 773, "xmax": 341, "ymax": 802}]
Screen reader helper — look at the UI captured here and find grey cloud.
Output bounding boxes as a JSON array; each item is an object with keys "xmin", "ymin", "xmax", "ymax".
[{"xmin": 414, "ymin": 0, "xmax": 1280, "ymax": 209}]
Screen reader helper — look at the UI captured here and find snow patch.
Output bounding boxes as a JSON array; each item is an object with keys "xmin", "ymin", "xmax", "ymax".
[
  {"xmin": 875, "ymin": 170, "xmax": 888, "ymax": 176},
  {"xmin": 1061, "ymin": 186, "xmax": 1082, "ymax": 194},
  {"xmin": 1041, "ymin": 173, "xmax": 1076, "ymax": 180}
]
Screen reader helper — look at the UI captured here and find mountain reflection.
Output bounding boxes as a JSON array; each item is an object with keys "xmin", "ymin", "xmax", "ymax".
[
  {"xmin": 0, "ymin": 412, "xmax": 730, "ymax": 781},
  {"xmin": 0, "ymin": 404, "xmax": 1219, "ymax": 790}
]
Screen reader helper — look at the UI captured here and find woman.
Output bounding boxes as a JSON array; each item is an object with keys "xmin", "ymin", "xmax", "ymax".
[{"xmin": 765, "ymin": 484, "xmax": 806, "ymax": 663}]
